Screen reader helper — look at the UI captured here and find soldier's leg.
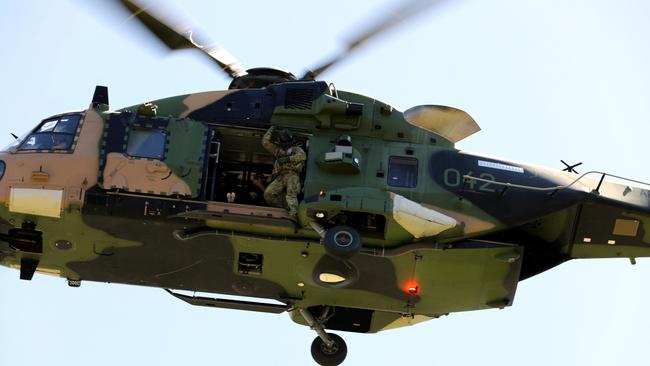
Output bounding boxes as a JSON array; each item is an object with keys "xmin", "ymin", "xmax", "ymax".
[
  {"xmin": 264, "ymin": 178, "xmax": 285, "ymax": 208},
  {"xmin": 278, "ymin": 192, "xmax": 288, "ymax": 209},
  {"xmin": 285, "ymin": 174, "xmax": 301, "ymax": 219}
]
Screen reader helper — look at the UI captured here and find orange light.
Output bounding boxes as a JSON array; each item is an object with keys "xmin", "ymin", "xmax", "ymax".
[
  {"xmin": 319, "ymin": 190, "xmax": 326, "ymax": 197},
  {"xmin": 404, "ymin": 280, "xmax": 420, "ymax": 295}
]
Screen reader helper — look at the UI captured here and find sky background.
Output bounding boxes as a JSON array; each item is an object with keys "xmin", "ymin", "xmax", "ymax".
[{"xmin": 1, "ymin": 0, "xmax": 650, "ymax": 365}]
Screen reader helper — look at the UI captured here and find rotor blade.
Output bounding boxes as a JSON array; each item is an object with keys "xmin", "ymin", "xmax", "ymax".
[
  {"xmin": 116, "ymin": 0, "xmax": 246, "ymax": 78},
  {"xmin": 303, "ymin": 0, "xmax": 447, "ymax": 79}
]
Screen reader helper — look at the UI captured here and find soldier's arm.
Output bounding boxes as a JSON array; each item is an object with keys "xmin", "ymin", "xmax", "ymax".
[
  {"xmin": 289, "ymin": 147, "xmax": 307, "ymax": 163},
  {"xmin": 262, "ymin": 126, "xmax": 279, "ymax": 155}
]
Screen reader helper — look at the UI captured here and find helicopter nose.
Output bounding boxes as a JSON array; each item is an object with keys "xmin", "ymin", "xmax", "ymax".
[{"xmin": 0, "ymin": 155, "xmax": 8, "ymax": 211}]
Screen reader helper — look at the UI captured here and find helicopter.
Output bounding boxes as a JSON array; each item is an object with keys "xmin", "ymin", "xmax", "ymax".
[{"xmin": 1, "ymin": 0, "xmax": 648, "ymax": 366}]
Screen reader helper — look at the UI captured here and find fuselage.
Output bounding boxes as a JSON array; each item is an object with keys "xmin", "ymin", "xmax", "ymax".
[{"xmin": 1, "ymin": 81, "xmax": 649, "ymax": 333}]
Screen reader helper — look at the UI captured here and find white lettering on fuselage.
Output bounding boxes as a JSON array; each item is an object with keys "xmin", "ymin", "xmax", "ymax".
[{"xmin": 478, "ymin": 160, "xmax": 524, "ymax": 174}]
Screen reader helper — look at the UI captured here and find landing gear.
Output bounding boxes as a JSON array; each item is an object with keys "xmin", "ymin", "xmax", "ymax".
[
  {"xmin": 323, "ymin": 225, "xmax": 361, "ymax": 259},
  {"xmin": 300, "ymin": 308, "xmax": 348, "ymax": 365},
  {"xmin": 311, "ymin": 333, "xmax": 347, "ymax": 366}
]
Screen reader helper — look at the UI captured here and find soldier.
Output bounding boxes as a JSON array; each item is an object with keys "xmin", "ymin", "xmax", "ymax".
[{"xmin": 262, "ymin": 126, "xmax": 306, "ymax": 221}]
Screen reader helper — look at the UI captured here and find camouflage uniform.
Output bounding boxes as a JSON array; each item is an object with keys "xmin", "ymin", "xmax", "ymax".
[{"xmin": 262, "ymin": 127, "xmax": 306, "ymax": 220}]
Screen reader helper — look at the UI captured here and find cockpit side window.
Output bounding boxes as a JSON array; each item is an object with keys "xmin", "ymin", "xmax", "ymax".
[
  {"xmin": 126, "ymin": 126, "xmax": 167, "ymax": 160},
  {"xmin": 18, "ymin": 114, "xmax": 81, "ymax": 152}
]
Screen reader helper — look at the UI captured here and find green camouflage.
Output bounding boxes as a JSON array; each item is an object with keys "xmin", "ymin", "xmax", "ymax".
[
  {"xmin": 1, "ymin": 79, "xmax": 649, "ymax": 365},
  {"xmin": 261, "ymin": 126, "xmax": 306, "ymax": 218},
  {"xmin": 262, "ymin": 127, "xmax": 307, "ymax": 177},
  {"xmin": 264, "ymin": 173, "xmax": 302, "ymax": 218},
  {"xmin": 4, "ymin": 1, "xmax": 648, "ymax": 364}
]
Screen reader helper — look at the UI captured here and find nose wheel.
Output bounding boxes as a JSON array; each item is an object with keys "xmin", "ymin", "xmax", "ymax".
[{"xmin": 299, "ymin": 308, "xmax": 348, "ymax": 365}]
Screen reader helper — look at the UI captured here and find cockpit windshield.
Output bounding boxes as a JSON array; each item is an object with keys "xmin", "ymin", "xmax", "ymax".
[{"xmin": 8, "ymin": 114, "xmax": 82, "ymax": 152}]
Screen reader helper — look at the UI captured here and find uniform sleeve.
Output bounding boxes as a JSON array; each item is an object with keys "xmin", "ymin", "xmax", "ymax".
[
  {"xmin": 262, "ymin": 127, "xmax": 279, "ymax": 155},
  {"xmin": 289, "ymin": 147, "xmax": 306, "ymax": 163}
]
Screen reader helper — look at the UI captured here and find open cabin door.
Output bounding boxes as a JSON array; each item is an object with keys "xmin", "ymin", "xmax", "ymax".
[
  {"xmin": 191, "ymin": 125, "xmax": 299, "ymax": 230},
  {"xmin": 99, "ymin": 113, "xmax": 207, "ymax": 197},
  {"xmin": 201, "ymin": 125, "xmax": 276, "ymax": 203}
]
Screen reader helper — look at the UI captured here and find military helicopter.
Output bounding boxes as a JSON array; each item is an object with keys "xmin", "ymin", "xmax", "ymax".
[{"xmin": 1, "ymin": 0, "xmax": 648, "ymax": 364}]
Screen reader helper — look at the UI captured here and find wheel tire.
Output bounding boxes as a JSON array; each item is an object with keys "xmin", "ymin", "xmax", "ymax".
[
  {"xmin": 310, "ymin": 333, "xmax": 347, "ymax": 366},
  {"xmin": 323, "ymin": 225, "xmax": 362, "ymax": 259}
]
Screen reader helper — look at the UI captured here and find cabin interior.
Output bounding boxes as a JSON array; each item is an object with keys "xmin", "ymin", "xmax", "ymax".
[{"xmin": 202, "ymin": 125, "xmax": 308, "ymax": 206}]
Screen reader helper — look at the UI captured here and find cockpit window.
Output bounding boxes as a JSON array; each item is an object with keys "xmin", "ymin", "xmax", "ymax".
[
  {"xmin": 18, "ymin": 114, "xmax": 81, "ymax": 152},
  {"xmin": 53, "ymin": 117, "xmax": 80, "ymax": 134},
  {"xmin": 38, "ymin": 120, "xmax": 58, "ymax": 133},
  {"xmin": 126, "ymin": 127, "xmax": 167, "ymax": 160}
]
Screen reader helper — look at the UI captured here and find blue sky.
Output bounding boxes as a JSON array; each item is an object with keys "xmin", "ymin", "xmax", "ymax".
[{"xmin": 1, "ymin": 1, "xmax": 650, "ymax": 365}]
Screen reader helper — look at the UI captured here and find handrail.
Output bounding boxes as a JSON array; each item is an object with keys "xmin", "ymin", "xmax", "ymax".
[{"xmin": 462, "ymin": 170, "xmax": 650, "ymax": 195}]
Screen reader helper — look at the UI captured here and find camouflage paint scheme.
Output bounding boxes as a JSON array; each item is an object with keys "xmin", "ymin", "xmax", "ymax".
[
  {"xmin": 262, "ymin": 126, "xmax": 306, "ymax": 218},
  {"xmin": 1, "ymin": 80, "xmax": 650, "ymax": 334}
]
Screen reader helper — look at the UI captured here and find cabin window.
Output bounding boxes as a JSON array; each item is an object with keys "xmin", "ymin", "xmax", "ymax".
[
  {"xmin": 388, "ymin": 156, "xmax": 418, "ymax": 188},
  {"xmin": 18, "ymin": 114, "xmax": 81, "ymax": 151},
  {"xmin": 126, "ymin": 127, "xmax": 166, "ymax": 159}
]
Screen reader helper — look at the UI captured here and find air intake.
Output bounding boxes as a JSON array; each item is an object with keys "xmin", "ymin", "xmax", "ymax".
[{"xmin": 285, "ymin": 87, "xmax": 314, "ymax": 110}]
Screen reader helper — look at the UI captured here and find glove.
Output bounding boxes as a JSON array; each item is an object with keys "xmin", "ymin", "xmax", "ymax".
[{"xmin": 278, "ymin": 156, "xmax": 289, "ymax": 164}]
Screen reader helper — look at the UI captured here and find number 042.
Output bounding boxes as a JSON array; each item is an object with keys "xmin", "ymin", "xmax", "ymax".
[{"xmin": 443, "ymin": 168, "xmax": 495, "ymax": 192}]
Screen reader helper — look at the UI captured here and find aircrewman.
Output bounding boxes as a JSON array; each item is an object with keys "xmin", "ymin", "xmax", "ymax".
[{"xmin": 262, "ymin": 126, "xmax": 306, "ymax": 221}]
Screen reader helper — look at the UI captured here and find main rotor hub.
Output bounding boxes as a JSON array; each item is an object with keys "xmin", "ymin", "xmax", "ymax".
[{"xmin": 228, "ymin": 68, "xmax": 298, "ymax": 89}]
